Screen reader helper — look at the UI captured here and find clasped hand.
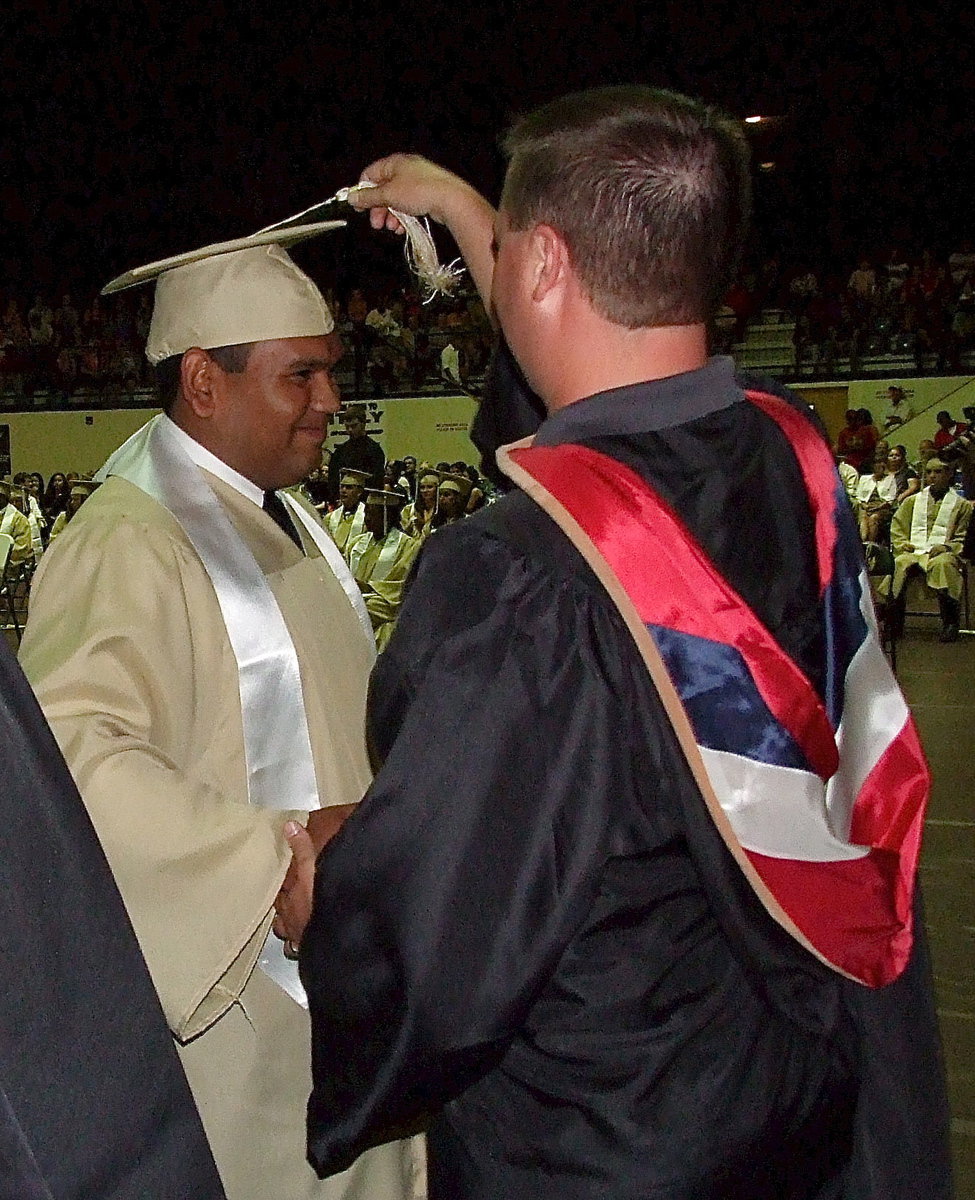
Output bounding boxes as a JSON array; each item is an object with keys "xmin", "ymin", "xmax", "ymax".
[{"xmin": 272, "ymin": 805, "xmax": 356, "ymax": 951}]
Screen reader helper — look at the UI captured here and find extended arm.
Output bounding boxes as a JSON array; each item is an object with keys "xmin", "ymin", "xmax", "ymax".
[{"xmin": 350, "ymin": 154, "xmax": 498, "ymax": 311}]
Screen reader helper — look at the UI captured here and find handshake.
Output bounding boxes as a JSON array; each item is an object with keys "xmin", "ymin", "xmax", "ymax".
[{"xmin": 272, "ymin": 804, "xmax": 356, "ymax": 958}]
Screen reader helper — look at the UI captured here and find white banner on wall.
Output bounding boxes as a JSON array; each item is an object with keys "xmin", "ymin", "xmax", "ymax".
[{"xmin": 325, "ymin": 394, "xmax": 480, "ymax": 468}]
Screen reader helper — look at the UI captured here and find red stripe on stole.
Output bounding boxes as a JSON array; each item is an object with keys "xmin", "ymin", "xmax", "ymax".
[
  {"xmin": 744, "ymin": 848, "xmax": 912, "ymax": 986},
  {"xmin": 509, "ymin": 442, "xmax": 840, "ymax": 781},
  {"xmin": 744, "ymin": 390, "xmax": 839, "ymax": 595},
  {"xmin": 746, "ymin": 719, "xmax": 927, "ymax": 986},
  {"xmin": 849, "ymin": 716, "xmax": 929, "ymax": 855}
]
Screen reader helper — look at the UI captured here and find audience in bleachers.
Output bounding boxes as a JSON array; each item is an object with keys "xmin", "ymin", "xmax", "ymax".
[
  {"xmin": 4, "ymin": 238, "xmax": 974, "ymax": 412},
  {"xmin": 716, "ymin": 244, "xmax": 975, "ymax": 374}
]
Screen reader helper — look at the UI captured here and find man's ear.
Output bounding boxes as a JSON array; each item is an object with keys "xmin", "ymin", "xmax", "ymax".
[
  {"xmin": 530, "ymin": 224, "xmax": 569, "ymax": 302},
  {"xmin": 179, "ymin": 348, "xmax": 218, "ymax": 419}
]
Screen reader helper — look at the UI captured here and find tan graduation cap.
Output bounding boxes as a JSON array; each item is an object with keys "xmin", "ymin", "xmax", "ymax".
[
  {"xmin": 101, "ymin": 221, "xmax": 346, "ymax": 365},
  {"xmin": 70, "ymin": 480, "xmax": 100, "ymax": 500},
  {"xmin": 438, "ymin": 472, "xmax": 473, "ymax": 499},
  {"xmin": 339, "ymin": 468, "xmax": 372, "ymax": 487},
  {"xmin": 363, "ymin": 487, "xmax": 406, "ymax": 536},
  {"xmin": 364, "ymin": 488, "xmax": 407, "ymax": 508}
]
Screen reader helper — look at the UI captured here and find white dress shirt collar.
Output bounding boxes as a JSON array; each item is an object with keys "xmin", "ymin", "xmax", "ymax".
[{"xmin": 163, "ymin": 415, "xmax": 264, "ymax": 507}]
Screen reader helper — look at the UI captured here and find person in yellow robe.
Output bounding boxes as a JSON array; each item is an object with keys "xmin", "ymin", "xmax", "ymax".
[
  {"xmin": 890, "ymin": 457, "xmax": 973, "ymax": 641},
  {"xmin": 14, "ymin": 472, "xmax": 46, "ymax": 558},
  {"xmin": 0, "ymin": 481, "xmax": 34, "ymax": 568},
  {"xmin": 346, "ymin": 489, "xmax": 421, "ymax": 651},
  {"xmin": 324, "ymin": 467, "xmax": 369, "ymax": 552},
  {"xmin": 431, "ymin": 471, "xmax": 471, "ymax": 530},
  {"xmin": 46, "ymin": 478, "xmax": 99, "ymax": 544},
  {"xmin": 19, "ymin": 225, "xmax": 414, "ymax": 1200},
  {"xmin": 400, "ymin": 468, "xmax": 441, "ymax": 541}
]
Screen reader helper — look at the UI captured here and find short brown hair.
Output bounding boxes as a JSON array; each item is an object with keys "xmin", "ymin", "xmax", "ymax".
[
  {"xmin": 154, "ymin": 343, "xmax": 253, "ymax": 415},
  {"xmin": 501, "ymin": 86, "xmax": 751, "ymax": 328}
]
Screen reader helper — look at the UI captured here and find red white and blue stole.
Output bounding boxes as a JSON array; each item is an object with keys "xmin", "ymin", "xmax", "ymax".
[{"xmin": 498, "ymin": 390, "xmax": 930, "ymax": 988}]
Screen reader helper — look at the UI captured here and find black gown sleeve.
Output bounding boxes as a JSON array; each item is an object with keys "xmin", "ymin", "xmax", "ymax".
[
  {"xmin": 300, "ymin": 521, "xmax": 631, "ymax": 1176},
  {"xmin": 470, "ymin": 340, "xmax": 546, "ymax": 489},
  {"xmin": 0, "ymin": 638, "xmax": 224, "ymax": 1199}
]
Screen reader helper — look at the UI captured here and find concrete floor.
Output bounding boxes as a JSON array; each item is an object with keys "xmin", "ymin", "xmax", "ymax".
[{"xmin": 898, "ymin": 624, "xmax": 975, "ymax": 1197}]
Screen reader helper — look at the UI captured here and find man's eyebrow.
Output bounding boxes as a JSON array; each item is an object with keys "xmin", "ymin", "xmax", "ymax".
[{"xmin": 287, "ymin": 354, "xmax": 343, "ymax": 370}]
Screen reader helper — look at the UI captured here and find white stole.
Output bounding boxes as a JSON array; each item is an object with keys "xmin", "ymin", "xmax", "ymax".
[
  {"xmin": 26, "ymin": 497, "xmax": 44, "ymax": 560},
  {"xmin": 97, "ymin": 415, "xmax": 374, "ymax": 1006},
  {"xmin": 909, "ymin": 486, "xmax": 960, "ymax": 553},
  {"xmin": 326, "ymin": 502, "xmax": 365, "ymax": 547},
  {"xmin": 348, "ymin": 528, "xmax": 410, "ymax": 582},
  {"xmin": 857, "ymin": 473, "xmax": 897, "ymax": 505}
]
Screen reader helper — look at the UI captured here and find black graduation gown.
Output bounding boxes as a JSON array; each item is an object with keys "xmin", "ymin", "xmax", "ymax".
[
  {"xmin": 0, "ymin": 637, "xmax": 225, "ymax": 1200},
  {"xmin": 301, "ymin": 358, "xmax": 951, "ymax": 1199}
]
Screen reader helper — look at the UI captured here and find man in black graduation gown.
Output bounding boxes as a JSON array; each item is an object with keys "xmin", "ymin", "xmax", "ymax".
[
  {"xmin": 277, "ymin": 89, "xmax": 951, "ymax": 1199},
  {"xmin": 0, "ymin": 634, "xmax": 224, "ymax": 1199}
]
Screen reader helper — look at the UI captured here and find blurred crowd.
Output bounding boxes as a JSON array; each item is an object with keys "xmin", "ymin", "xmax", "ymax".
[
  {"xmin": 4, "ymin": 243, "xmax": 973, "ymax": 408},
  {"xmin": 718, "ymin": 243, "xmax": 975, "ymax": 372},
  {"xmin": 0, "ymin": 283, "xmax": 494, "ymax": 404}
]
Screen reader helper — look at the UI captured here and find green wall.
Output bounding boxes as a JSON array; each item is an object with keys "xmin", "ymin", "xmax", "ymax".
[
  {"xmin": 7, "ymin": 377, "xmax": 969, "ymax": 483},
  {"xmin": 4, "ymin": 408, "xmax": 159, "ymax": 480},
  {"xmin": 4, "ymin": 393, "xmax": 485, "ymax": 482}
]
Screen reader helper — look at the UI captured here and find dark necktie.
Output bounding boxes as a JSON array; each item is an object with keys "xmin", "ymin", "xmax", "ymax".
[{"xmin": 262, "ymin": 490, "xmax": 303, "ymax": 550}]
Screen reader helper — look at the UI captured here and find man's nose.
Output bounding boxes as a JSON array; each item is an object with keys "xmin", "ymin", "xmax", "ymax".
[{"xmin": 312, "ymin": 372, "xmax": 341, "ymax": 413}]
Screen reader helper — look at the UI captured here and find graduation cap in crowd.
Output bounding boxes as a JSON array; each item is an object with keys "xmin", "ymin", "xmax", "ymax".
[
  {"xmin": 364, "ymin": 488, "xmax": 406, "ymax": 510},
  {"xmin": 438, "ymin": 472, "xmax": 473, "ymax": 500},
  {"xmin": 101, "ymin": 220, "xmax": 346, "ymax": 365},
  {"xmin": 363, "ymin": 488, "xmax": 406, "ymax": 536},
  {"xmin": 69, "ymin": 480, "xmax": 100, "ymax": 501},
  {"xmin": 339, "ymin": 468, "xmax": 372, "ymax": 489}
]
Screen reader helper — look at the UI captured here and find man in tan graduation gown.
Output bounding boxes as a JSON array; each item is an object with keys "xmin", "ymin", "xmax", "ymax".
[
  {"xmin": 0, "ymin": 480, "xmax": 34, "ymax": 567},
  {"xmin": 19, "ymin": 228, "xmax": 414, "ymax": 1200},
  {"xmin": 325, "ymin": 467, "xmax": 369, "ymax": 552},
  {"xmin": 346, "ymin": 489, "xmax": 421, "ymax": 652},
  {"xmin": 890, "ymin": 456, "xmax": 972, "ymax": 640}
]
